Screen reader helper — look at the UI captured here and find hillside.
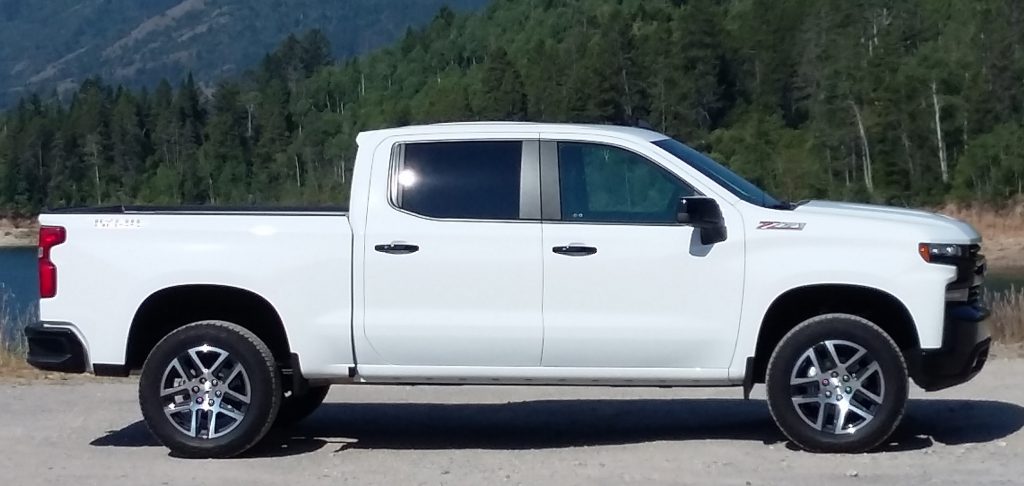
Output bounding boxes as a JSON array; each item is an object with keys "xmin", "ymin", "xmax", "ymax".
[
  {"xmin": 2, "ymin": 0, "xmax": 1024, "ymax": 215},
  {"xmin": 0, "ymin": 0, "xmax": 488, "ymax": 107}
]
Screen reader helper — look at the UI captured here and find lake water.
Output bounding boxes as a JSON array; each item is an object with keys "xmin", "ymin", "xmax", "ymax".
[{"xmin": 988, "ymin": 272, "xmax": 1024, "ymax": 294}]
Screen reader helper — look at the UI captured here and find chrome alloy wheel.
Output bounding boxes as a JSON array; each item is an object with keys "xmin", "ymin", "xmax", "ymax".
[
  {"xmin": 159, "ymin": 344, "xmax": 252, "ymax": 439},
  {"xmin": 789, "ymin": 340, "xmax": 885, "ymax": 435}
]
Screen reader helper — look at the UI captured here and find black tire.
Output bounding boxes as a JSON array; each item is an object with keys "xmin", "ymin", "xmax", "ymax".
[
  {"xmin": 139, "ymin": 321, "xmax": 282, "ymax": 458},
  {"xmin": 766, "ymin": 313, "xmax": 908, "ymax": 453},
  {"xmin": 274, "ymin": 385, "xmax": 330, "ymax": 427}
]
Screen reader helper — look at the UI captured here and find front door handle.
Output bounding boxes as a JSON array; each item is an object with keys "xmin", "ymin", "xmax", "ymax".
[
  {"xmin": 375, "ymin": 243, "xmax": 420, "ymax": 255},
  {"xmin": 552, "ymin": 245, "xmax": 598, "ymax": 257}
]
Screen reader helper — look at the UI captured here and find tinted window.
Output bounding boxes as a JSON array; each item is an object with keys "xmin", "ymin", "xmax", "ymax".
[
  {"xmin": 558, "ymin": 142, "xmax": 695, "ymax": 223},
  {"xmin": 396, "ymin": 141, "xmax": 522, "ymax": 220},
  {"xmin": 653, "ymin": 138, "xmax": 784, "ymax": 208}
]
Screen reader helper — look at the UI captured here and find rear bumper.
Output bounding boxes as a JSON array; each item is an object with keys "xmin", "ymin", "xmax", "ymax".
[
  {"xmin": 910, "ymin": 304, "xmax": 991, "ymax": 392},
  {"xmin": 25, "ymin": 321, "xmax": 88, "ymax": 374}
]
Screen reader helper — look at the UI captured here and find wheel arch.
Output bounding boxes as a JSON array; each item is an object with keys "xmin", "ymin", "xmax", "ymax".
[
  {"xmin": 750, "ymin": 284, "xmax": 919, "ymax": 384},
  {"xmin": 125, "ymin": 284, "xmax": 292, "ymax": 371}
]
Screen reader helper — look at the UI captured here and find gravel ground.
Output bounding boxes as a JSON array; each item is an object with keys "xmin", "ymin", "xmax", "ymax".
[{"xmin": 1, "ymin": 359, "xmax": 1023, "ymax": 486}]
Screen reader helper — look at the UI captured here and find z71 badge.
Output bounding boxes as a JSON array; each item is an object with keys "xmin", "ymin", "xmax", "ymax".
[{"xmin": 757, "ymin": 221, "xmax": 806, "ymax": 231}]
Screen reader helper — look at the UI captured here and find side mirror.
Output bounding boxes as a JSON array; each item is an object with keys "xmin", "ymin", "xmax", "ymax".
[{"xmin": 677, "ymin": 196, "xmax": 727, "ymax": 245}]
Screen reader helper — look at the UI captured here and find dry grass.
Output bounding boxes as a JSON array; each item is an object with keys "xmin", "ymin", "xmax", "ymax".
[
  {"xmin": 938, "ymin": 203, "xmax": 1024, "ymax": 272},
  {"xmin": 0, "ymin": 217, "xmax": 36, "ymax": 247},
  {"xmin": 987, "ymin": 286, "xmax": 1024, "ymax": 345},
  {"xmin": 939, "ymin": 202, "xmax": 1024, "ymax": 239},
  {"xmin": 0, "ymin": 290, "xmax": 32, "ymax": 376}
]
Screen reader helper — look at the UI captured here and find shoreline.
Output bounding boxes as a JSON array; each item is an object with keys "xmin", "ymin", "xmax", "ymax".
[
  {"xmin": 0, "ymin": 218, "xmax": 36, "ymax": 248},
  {"xmin": 0, "ymin": 233, "xmax": 35, "ymax": 248}
]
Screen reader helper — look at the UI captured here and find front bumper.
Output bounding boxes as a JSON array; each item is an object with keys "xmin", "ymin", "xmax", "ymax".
[
  {"xmin": 910, "ymin": 304, "xmax": 991, "ymax": 392},
  {"xmin": 25, "ymin": 321, "xmax": 88, "ymax": 374}
]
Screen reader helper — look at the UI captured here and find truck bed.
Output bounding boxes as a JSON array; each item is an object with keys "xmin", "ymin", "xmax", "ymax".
[{"xmin": 37, "ymin": 209, "xmax": 355, "ymax": 376}]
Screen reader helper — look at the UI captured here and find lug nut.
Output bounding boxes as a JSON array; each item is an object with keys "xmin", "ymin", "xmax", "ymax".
[
  {"xmin": 845, "ymin": 386, "xmax": 853, "ymax": 394},
  {"xmin": 212, "ymin": 380, "xmax": 219, "ymax": 386},
  {"xmin": 215, "ymin": 391, "xmax": 222, "ymax": 397},
  {"xmin": 825, "ymin": 391, "xmax": 832, "ymax": 398},
  {"xmin": 208, "ymin": 400, "xmax": 215, "ymax": 406},
  {"xmin": 831, "ymin": 371, "xmax": 839, "ymax": 378},
  {"xmin": 200, "ymin": 378, "xmax": 206, "ymax": 384},
  {"xmin": 837, "ymin": 394, "xmax": 843, "ymax": 400},
  {"xmin": 195, "ymin": 397, "xmax": 203, "ymax": 404},
  {"xmin": 843, "ymin": 375, "xmax": 850, "ymax": 382},
  {"xmin": 191, "ymin": 386, "xmax": 200, "ymax": 393},
  {"xmin": 822, "ymin": 379, "xmax": 830, "ymax": 386}
]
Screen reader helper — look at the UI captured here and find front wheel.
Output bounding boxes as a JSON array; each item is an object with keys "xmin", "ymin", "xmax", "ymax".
[
  {"xmin": 766, "ymin": 314, "xmax": 909, "ymax": 453},
  {"xmin": 139, "ymin": 321, "xmax": 282, "ymax": 458}
]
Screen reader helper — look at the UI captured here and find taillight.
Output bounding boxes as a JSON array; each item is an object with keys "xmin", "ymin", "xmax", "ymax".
[{"xmin": 38, "ymin": 225, "xmax": 66, "ymax": 299}]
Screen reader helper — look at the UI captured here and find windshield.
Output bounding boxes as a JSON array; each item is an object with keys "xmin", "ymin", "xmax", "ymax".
[{"xmin": 653, "ymin": 138, "xmax": 786, "ymax": 209}]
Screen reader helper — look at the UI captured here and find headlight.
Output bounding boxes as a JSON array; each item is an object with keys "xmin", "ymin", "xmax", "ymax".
[{"xmin": 918, "ymin": 243, "xmax": 964, "ymax": 263}]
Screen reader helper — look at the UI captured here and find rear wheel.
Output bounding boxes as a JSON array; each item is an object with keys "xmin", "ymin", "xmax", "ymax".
[
  {"xmin": 766, "ymin": 314, "xmax": 908, "ymax": 453},
  {"xmin": 139, "ymin": 321, "xmax": 281, "ymax": 458}
]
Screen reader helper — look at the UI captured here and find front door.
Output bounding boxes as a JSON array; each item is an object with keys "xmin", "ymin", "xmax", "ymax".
[
  {"xmin": 540, "ymin": 141, "xmax": 744, "ymax": 369},
  {"xmin": 361, "ymin": 139, "xmax": 544, "ymax": 367}
]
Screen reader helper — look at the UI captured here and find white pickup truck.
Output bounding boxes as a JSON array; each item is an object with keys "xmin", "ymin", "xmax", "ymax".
[{"xmin": 28, "ymin": 122, "xmax": 989, "ymax": 457}]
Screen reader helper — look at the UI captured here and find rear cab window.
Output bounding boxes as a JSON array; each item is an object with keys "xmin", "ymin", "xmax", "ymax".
[{"xmin": 392, "ymin": 141, "xmax": 525, "ymax": 220}]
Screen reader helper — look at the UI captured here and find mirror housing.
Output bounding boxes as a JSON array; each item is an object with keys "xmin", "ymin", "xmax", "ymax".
[{"xmin": 677, "ymin": 197, "xmax": 727, "ymax": 245}]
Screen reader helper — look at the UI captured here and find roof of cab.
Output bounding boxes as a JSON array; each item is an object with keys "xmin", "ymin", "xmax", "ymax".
[{"xmin": 356, "ymin": 121, "xmax": 668, "ymax": 145}]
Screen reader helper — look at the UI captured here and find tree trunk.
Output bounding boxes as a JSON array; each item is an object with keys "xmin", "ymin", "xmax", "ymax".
[
  {"xmin": 91, "ymin": 141, "xmax": 101, "ymax": 205},
  {"xmin": 931, "ymin": 80, "xmax": 949, "ymax": 184},
  {"xmin": 659, "ymin": 78, "xmax": 666, "ymax": 130},
  {"xmin": 246, "ymin": 104, "xmax": 254, "ymax": 138},
  {"xmin": 94, "ymin": 164, "xmax": 101, "ymax": 205},
  {"xmin": 621, "ymin": 68, "xmax": 632, "ymax": 120},
  {"xmin": 901, "ymin": 128, "xmax": 915, "ymax": 183},
  {"xmin": 844, "ymin": 145, "xmax": 852, "ymax": 187},
  {"xmin": 849, "ymin": 100, "xmax": 873, "ymax": 193},
  {"xmin": 826, "ymin": 148, "xmax": 834, "ymax": 198}
]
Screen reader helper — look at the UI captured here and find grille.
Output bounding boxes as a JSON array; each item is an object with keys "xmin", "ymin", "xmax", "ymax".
[{"xmin": 967, "ymin": 244, "xmax": 985, "ymax": 305}]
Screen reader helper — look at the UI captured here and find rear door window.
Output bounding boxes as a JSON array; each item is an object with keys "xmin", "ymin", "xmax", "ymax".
[{"xmin": 394, "ymin": 141, "xmax": 523, "ymax": 220}]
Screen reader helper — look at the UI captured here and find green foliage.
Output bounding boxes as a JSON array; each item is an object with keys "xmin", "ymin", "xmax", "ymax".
[
  {"xmin": 953, "ymin": 123, "xmax": 1024, "ymax": 202},
  {"xmin": 2, "ymin": 0, "xmax": 1024, "ymax": 213}
]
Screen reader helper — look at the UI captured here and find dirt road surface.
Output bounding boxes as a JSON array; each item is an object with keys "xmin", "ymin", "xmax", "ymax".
[{"xmin": 2, "ymin": 359, "xmax": 1023, "ymax": 485}]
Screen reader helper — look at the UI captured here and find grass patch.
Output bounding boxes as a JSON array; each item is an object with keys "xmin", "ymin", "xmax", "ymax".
[
  {"xmin": 0, "ymin": 289, "xmax": 32, "ymax": 376},
  {"xmin": 938, "ymin": 203, "xmax": 1024, "ymax": 272},
  {"xmin": 987, "ymin": 286, "xmax": 1024, "ymax": 345},
  {"xmin": 939, "ymin": 202, "xmax": 1024, "ymax": 240}
]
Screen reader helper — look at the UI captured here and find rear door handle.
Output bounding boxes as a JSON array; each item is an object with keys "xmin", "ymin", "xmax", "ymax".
[
  {"xmin": 552, "ymin": 245, "xmax": 598, "ymax": 257},
  {"xmin": 375, "ymin": 243, "xmax": 420, "ymax": 255}
]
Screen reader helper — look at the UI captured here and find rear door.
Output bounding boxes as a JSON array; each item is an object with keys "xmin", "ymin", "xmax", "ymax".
[
  {"xmin": 539, "ymin": 139, "xmax": 745, "ymax": 370},
  {"xmin": 360, "ymin": 138, "xmax": 544, "ymax": 367}
]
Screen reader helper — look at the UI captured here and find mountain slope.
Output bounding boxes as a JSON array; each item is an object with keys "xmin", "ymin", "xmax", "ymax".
[{"xmin": 0, "ymin": 0, "xmax": 488, "ymax": 106}]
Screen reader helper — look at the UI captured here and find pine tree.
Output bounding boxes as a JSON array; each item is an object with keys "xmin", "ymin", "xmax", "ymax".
[{"xmin": 473, "ymin": 47, "xmax": 527, "ymax": 120}]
